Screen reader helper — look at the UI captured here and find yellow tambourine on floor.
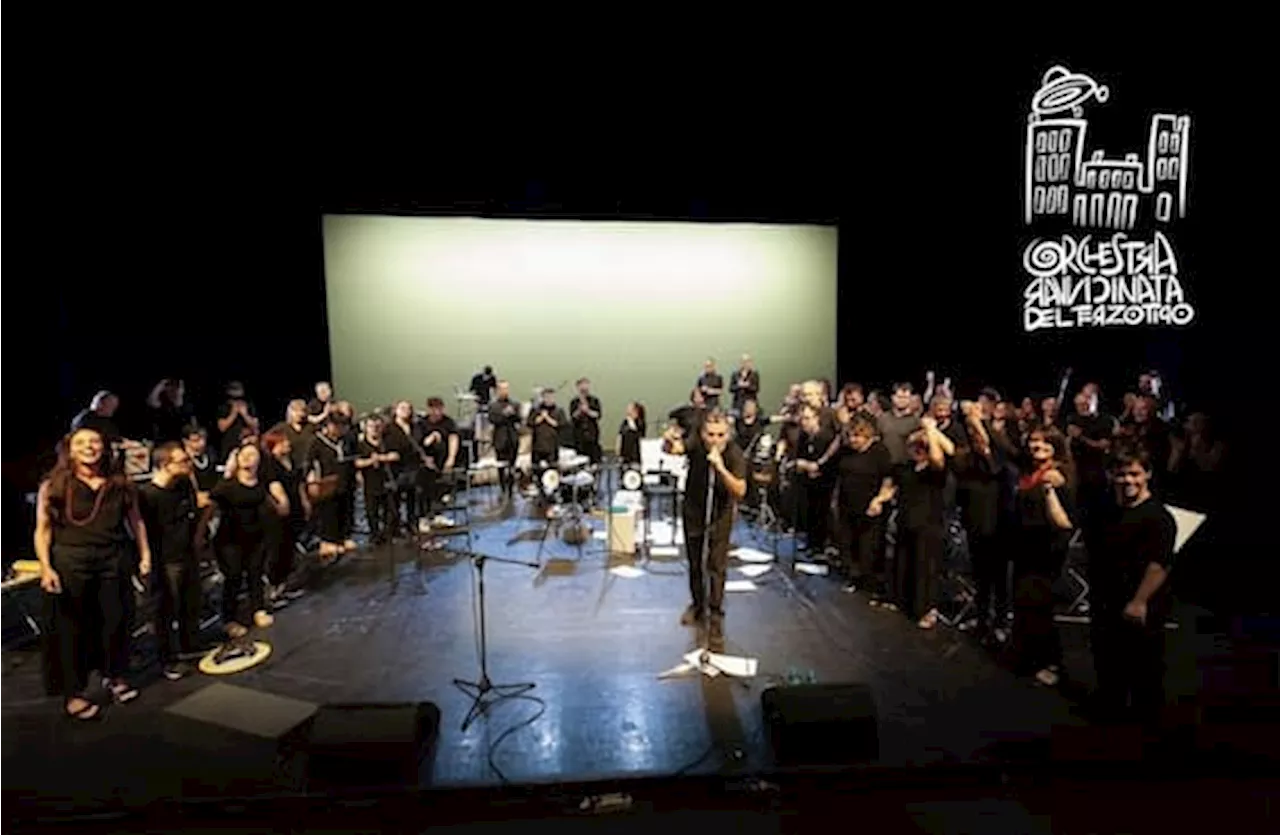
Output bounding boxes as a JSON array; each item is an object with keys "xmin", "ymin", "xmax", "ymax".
[{"xmin": 198, "ymin": 639, "xmax": 272, "ymax": 675}]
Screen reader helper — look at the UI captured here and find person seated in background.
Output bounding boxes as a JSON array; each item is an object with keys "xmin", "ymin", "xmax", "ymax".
[{"xmin": 669, "ymin": 388, "xmax": 708, "ymax": 440}]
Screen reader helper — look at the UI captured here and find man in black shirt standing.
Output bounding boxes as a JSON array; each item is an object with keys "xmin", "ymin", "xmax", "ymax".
[
  {"xmin": 528, "ymin": 389, "xmax": 567, "ymax": 468},
  {"xmin": 832, "ymin": 417, "xmax": 894, "ymax": 598},
  {"xmin": 419, "ymin": 398, "xmax": 460, "ymax": 525},
  {"xmin": 1087, "ymin": 446, "xmax": 1176, "ymax": 724},
  {"xmin": 138, "ymin": 442, "xmax": 201, "ymax": 680},
  {"xmin": 570, "ymin": 377, "xmax": 603, "ymax": 465},
  {"xmin": 696, "ymin": 359, "xmax": 725, "ymax": 411},
  {"xmin": 793, "ymin": 405, "xmax": 840, "ymax": 556},
  {"xmin": 306, "ymin": 381, "xmax": 334, "ymax": 427},
  {"xmin": 663, "ymin": 411, "xmax": 748, "ymax": 653},
  {"xmin": 1066, "ymin": 391, "xmax": 1115, "ymax": 524},
  {"xmin": 470, "ymin": 366, "xmax": 497, "ymax": 407},
  {"xmin": 488, "ymin": 380, "xmax": 522, "ymax": 499},
  {"xmin": 271, "ymin": 399, "xmax": 315, "ymax": 471}
]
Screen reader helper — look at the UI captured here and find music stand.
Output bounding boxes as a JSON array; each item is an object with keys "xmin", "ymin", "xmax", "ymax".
[{"xmin": 453, "ymin": 549, "xmax": 540, "ymax": 731}]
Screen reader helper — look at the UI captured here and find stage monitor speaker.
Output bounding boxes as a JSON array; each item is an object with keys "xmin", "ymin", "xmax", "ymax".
[
  {"xmin": 305, "ymin": 702, "xmax": 441, "ymax": 790},
  {"xmin": 761, "ymin": 683, "xmax": 878, "ymax": 767}
]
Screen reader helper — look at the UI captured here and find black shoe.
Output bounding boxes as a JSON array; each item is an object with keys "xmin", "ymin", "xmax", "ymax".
[
  {"xmin": 708, "ymin": 618, "xmax": 726, "ymax": 654},
  {"xmin": 680, "ymin": 605, "xmax": 701, "ymax": 626},
  {"xmin": 163, "ymin": 662, "xmax": 192, "ymax": 681}
]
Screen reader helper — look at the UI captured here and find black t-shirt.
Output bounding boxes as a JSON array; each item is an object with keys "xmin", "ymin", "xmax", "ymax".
[
  {"xmin": 489, "ymin": 398, "xmax": 522, "ymax": 452},
  {"xmin": 732, "ymin": 416, "xmax": 765, "ymax": 454},
  {"xmin": 1088, "ymin": 498, "xmax": 1176, "ymax": 622},
  {"xmin": 217, "ymin": 399, "xmax": 258, "ymax": 457},
  {"xmin": 269, "ymin": 421, "xmax": 314, "ymax": 472},
  {"xmin": 189, "ymin": 449, "xmax": 221, "ymax": 492},
  {"xmin": 697, "ymin": 372, "xmax": 725, "ymax": 409},
  {"xmin": 730, "ymin": 368, "xmax": 760, "ymax": 407},
  {"xmin": 570, "ymin": 394, "xmax": 603, "ymax": 438},
  {"xmin": 71, "ymin": 410, "xmax": 121, "ymax": 446},
  {"xmin": 798, "ymin": 424, "xmax": 839, "ymax": 482},
  {"xmin": 260, "ymin": 454, "xmax": 301, "ymax": 507},
  {"xmin": 357, "ymin": 438, "xmax": 392, "ymax": 494},
  {"xmin": 1013, "ymin": 482, "xmax": 1076, "ymax": 574},
  {"xmin": 1066, "ymin": 412, "xmax": 1114, "ymax": 484},
  {"xmin": 420, "ymin": 415, "xmax": 458, "ymax": 467},
  {"xmin": 619, "ymin": 418, "xmax": 645, "ymax": 464},
  {"xmin": 894, "ymin": 461, "xmax": 948, "ymax": 532},
  {"xmin": 211, "ymin": 479, "xmax": 268, "ymax": 545},
  {"xmin": 528, "ymin": 405, "xmax": 567, "ymax": 460},
  {"xmin": 306, "ymin": 434, "xmax": 350, "ymax": 494},
  {"xmin": 306, "ymin": 397, "xmax": 332, "ymax": 418},
  {"xmin": 470, "ymin": 373, "xmax": 496, "ymax": 405},
  {"xmin": 385, "ymin": 421, "xmax": 421, "ymax": 473},
  {"xmin": 682, "ymin": 436, "xmax": 749, "ymax": 533},
  {"xmin": 835, "ymin": 441, "xmax": 893, "ymax": 518},
  {"xmin": 138, "ymin": 480, "xmax": 198, "ymax": 564}
]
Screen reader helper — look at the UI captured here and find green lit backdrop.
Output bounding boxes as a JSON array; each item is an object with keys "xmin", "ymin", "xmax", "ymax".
[{"xmin": 322, "ymin": 215, "xmax": 837, "ymax": 442}]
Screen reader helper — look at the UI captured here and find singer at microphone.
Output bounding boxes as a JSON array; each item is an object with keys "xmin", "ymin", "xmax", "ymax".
[{"xmin": 662, "ymin": 410, "xmax": 748, "ymax": 653}]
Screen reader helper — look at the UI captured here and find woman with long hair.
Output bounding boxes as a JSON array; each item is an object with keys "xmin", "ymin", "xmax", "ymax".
[
  {"xmin": 1010, "ymin": 425, "xmax": 1075, "ymax": 686},
  {"xmin": 34, "ymin": 428, "xmax": 151, "ymax": 719},
  {"xmin": 200, "ymin": 443, "xmax": 289, "ymax": 636},
  {"xmin": 617, "ymin": 402, "xmax": 646, "ymax": 466}
]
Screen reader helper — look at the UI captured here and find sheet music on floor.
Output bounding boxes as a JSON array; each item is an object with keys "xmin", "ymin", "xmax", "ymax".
[
  {"xmin": 794, "ymin": 562, "xmax": 828, "ymax": 576},
  {"xmin": 658, "ymin": 649, "xmax": 759, "ymax": 679},
  {"xmin": 725, "ymin": 580, "xmax": 758, "ymax": 592},
  {"xmin": 649, "ymin": 546, "xmax": 680, "ymax": 557},
  {"xmin": 730, "ymin": 547, "xmax": 774, "ymax": 563},
  {"xmin": 609, "ymin": 565, "xmax": 645, "ymax": 579},
  {"xmin": 735, "ymin": 564, "xmax": 771, "ymax": 579}
]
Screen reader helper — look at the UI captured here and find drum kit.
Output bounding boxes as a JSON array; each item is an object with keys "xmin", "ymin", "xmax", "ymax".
[{"xmin": 535, "ymin": 448, "xmax": 599, "ymax": 551}]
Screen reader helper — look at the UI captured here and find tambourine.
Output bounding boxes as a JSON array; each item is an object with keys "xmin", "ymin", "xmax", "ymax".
[{"xmin": 621, "ymin": 469, "xmax": 643, "ymax": 491}]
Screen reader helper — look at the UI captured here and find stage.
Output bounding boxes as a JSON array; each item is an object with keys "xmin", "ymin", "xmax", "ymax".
[{"xmin": 1, "ymin": 489, "xmax": 1219, "ymax": 812}]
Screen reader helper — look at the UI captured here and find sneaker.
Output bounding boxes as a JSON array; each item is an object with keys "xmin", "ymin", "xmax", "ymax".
[
  {"xmin": 842, "ymin": 582, "xmax": 858, "ymax": 594},
  {"xmin": 163, "ymin": 662, "xmax": 192, "ymax": 681}
]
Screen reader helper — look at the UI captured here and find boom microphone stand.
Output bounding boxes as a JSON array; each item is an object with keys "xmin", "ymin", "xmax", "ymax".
[{"xmin": 453, "ymin": 550, "xmax": 540, "ymax": 731}]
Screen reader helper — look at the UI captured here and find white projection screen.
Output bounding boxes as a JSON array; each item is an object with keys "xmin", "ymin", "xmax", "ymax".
[{"xmin": 322, "ymin": 215, "xmax": 837, "ymax": 437}]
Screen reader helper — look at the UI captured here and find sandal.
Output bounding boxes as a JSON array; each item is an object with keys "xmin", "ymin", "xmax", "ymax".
[
  {"xmin": 103, "ymin": 678, "xmax": 139, "ymax": 704},
  {"xmin": 65, "ymin": 698, "xmax": 102, "ymax": 721}
]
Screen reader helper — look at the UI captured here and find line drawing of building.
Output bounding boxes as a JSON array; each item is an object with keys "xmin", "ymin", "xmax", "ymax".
[{"xmin": 1024, "ymin": 66, "xmax": 1190, "ymax": 229}]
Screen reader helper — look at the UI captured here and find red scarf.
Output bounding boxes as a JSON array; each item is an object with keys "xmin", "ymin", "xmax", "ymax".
[{"xmin": 1018, "ymin": 461, "xmax": 1055, "ymax": 493}]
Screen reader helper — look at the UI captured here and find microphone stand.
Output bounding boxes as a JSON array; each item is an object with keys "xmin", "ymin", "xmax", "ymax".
[{"xmin": 452, "ymin": 550, "xmax": 540, "ymax": 732}]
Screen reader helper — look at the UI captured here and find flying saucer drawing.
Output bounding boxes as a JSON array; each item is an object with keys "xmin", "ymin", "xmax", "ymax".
[{"xmin": 1031, "ymin": 65, "xmax": 1110, "ymax": 121}]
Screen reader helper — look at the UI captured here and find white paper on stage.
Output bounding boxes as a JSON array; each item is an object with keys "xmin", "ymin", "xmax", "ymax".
[
  {"xmin": 650, "ymin": 546, "xmax": 680, "ymax": 557},
  {"xmin": 736, "ymin": 564, "xmax": 772, "ymax": 579},
  {"xmin": 1165, "ymin": 505, "xmax": 1207, "ymax": 554},
  {"xmin": 731, "ymin": 548, "xmax": 774, "ymax": 563},
  {"xmin": 795, "ymin": 563, "xmax": 829, "ymax": 576},
  {"xmin": 592, "ymin": 530, "xmax": 608, "ymax": 540},
  {"xmin": 705, "ymin": 652, "xmax": 758, "ymax": 678},
  {"xmin": 609, "ymin": 565, "xmax": 645, "ymax": 579},
  {"xmin": 725, "ymin": 580, "xmax": 758, "ymax": 592}
]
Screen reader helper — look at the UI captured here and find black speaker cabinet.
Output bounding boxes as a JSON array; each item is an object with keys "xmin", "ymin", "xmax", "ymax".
[
  {"xmin": 761, "ymin": 683, "xmax": 879, "ymax": 767},
  {"xmin": 306, "ymin": 702, "xmax": 441, "ymax": 789}
]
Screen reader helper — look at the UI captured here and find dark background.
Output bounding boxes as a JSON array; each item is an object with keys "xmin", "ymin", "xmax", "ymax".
[{"xmin": 7, "ymin": 48, "xmax": 1267, "ymax": 607}]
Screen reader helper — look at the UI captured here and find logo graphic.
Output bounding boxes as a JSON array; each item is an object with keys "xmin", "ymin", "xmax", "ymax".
[{"xmin": 1021, "ymin": 66, "xmax": 1194, "ymax": 332}]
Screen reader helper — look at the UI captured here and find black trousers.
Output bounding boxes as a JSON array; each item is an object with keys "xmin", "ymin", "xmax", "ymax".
[
  {"xmin": 801, "ymin": 478, "xmax": 835, "ymax": 552},
  {"xmin": 315, "ymin": 494, "xmax": 345, "ymax": 544},
  {"xmin": 1092, "ymin": 613, "xmax": 1166, "ymax": 722},
  {"xmin": 574, "ymin": 428, "xmax": 602, "ymax": 465},
  {"xmin": 47, "ymin": 545, "xmax": 129, "ymax": 696},
  {"xmin": 263, "ymin": 513, "xmax": 299, "ymax": 587},
  {"xmin": 153, "ymin": 558, "xmax": 200, "ymax": 662},
  {"xmin": 1012, "ymin": 571, "xmax": 1062, "ymax": 673},
  {"xmin": 364, "ymin": 487, "xmax": 391, "ymax": 542},
  {"xmin": 338, "ymin": 480, "xmax": 356, "ymax": 540},
  {"xmin": 970, "ymin": 530, "xmax": 1009, "ymax": 628},
  {"xmin": 892, "ymin": 525, "xmax": 943, "ymax": 620},
  {"xmin": 836, "ymin": 510, "xmax": 883, "ymax": 590},
  {"xmin": 684, "ymin": 514, "xmax": 733, "ymax": 621},
  {"xmin": 217, "ymin": 539, "xmax": 266, "ymax": 625},
  {"xmin": 416, "ymin": 467, "xmax": 448, "ymax": 517},
  {"xmin": 495, "ymin": 442, "xmax": 518, "ymax": 494}
]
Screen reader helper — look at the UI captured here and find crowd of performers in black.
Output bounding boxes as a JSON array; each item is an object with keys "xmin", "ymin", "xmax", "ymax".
[{"xmin": 36, "ymin": 360, "xmax": 1222, "ymax": 722}]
